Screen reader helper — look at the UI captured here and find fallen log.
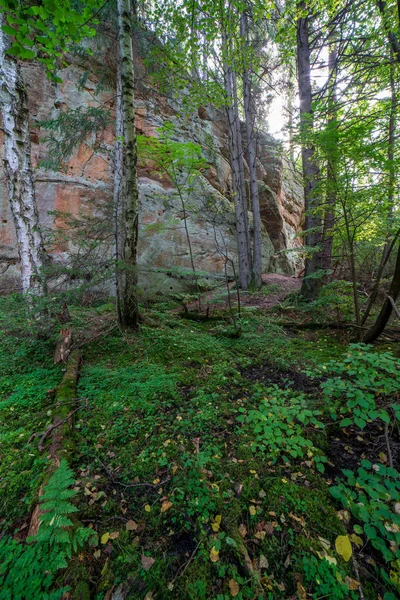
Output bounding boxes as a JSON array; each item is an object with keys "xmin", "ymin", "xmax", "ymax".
[{"xmin": 29, "ymin": 349, "xmax": 82, "ymax": 535}]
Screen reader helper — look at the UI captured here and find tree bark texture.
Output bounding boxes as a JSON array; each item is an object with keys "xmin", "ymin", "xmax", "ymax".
[
  {"xmin": 363, "ymin": 242, "xmax": 400, "ymax": 343},
  {"xmin": 297, "ymin": 1, "xmax": 323, "ymax": 299},
  {"xmin": 321, "ymin": 43, "xmax": 337, "ymax": 274},
  {"xmin": 113, "ymin": 68, "xmax": 125, "ymax": 326},
  {"xmin": 117, "ymin": 0, "xmax": 139, "ymax": 330},
  {"xmin": 361, "ymin": 56, "xmax": 398, "ymax": 324},
  {"xmin": 0, "ymin": 15, "xmax": 47, "ymax": 295},
  {"xmin": 240, "ymin": 12, "xmax": 262, "ymax": 289},
  {"xmin": 222, "ymin": 32, "xmax": 252, "ymax": 289}
]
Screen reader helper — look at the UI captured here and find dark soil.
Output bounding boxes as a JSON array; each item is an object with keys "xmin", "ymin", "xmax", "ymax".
[{"xmin": 239, "ymin": 362, "xmax": 321, "ymax": 395}]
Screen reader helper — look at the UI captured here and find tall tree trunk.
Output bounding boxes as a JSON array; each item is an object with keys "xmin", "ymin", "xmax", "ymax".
[
  {"xmin": 361, "ymin": 56, "xmax": 397, "ymax": 324},
  {"xmin": 222, "ymin": 32, "xmax": 251, "ymax": 289},
  {"xmin": 321, "ymin": 43, "xmax": 338, "ymax": 274},
  {"xmin": 232, "ymin": 68, "xmax": 252, "ymax": 275},
  {"xmin": 363, "ymin": 242, "xmax": 400, "ymax": 343},
  {"xmin": 113, "ymin": 68, "xmax": 125, "ymax": 325},
  {"xmin": 117, "ymin": 0, "xmax": 139, "ymax": 330},
  {"xmin": 287, "ymin": 65, "xmax": 295, "ymax": 163},
  {"xmin": 240, "ymin": 11, "xmax": 262, "ymax": 289},
  {"xmin": 297, "ymin": 1, "xmax": 323, "ymax": 299},
  {"xmin": 0, "ymin": 16, "xmax": 47, "ymax": 295}
]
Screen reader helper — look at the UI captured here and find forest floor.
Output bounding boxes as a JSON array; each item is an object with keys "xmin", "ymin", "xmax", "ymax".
[{"xmin": 0, "ymin": 281, "xmax": 399, "ymax": 600}]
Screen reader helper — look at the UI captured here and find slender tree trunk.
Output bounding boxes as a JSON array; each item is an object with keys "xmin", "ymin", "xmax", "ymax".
[
  {"xmin": 113, "ymin": 68, "xmax": 125, "ymax": 325},
  {"xmin": 222, "ymin": 32, "xmax": 251, "ymax": 289},
  {"xmin": 287, "ymin": 65, "xmax": 295, "ymax": 163},
  {"xmin": 240, "ymin": 12, "xmax": 262, "ymax": 289},
  {"xmin": 232, "ymin": 68, "xmax": 252, "ymax": 274},
  {"xmin": 361, "ymin": 57, "xmax": 397, "ymax": 324},
  {"xmin": 363, "ymin": 242, "xmax": 400, "ymax": 343},
  {"xmin": 321, "ymin": 43, "xmax": 337, "ymax": 274},
  {"xmin": 297, "ymin": 1, "xmax": 323, "ymax": 299},
  {"xmin": 117, "ymin": 0, "xmax": 139, "ymax": 330},
  {"xmin": 0, "ymin": 16, "xmax": 47, "ymax": 295}
]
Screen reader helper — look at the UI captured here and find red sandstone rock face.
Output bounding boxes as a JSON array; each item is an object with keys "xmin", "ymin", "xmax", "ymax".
[{"xmin": 0, "ymin": 59, "xmax": 304, "ymax": 293}]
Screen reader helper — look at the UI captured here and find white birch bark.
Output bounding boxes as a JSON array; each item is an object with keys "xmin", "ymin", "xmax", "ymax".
[
  {"xmin": 113, "ymin": 68, "xmax": 126, "ymax": 324},
  {"xmin": 0, "ymin": 14, "xmax": 46, "ymax": 295}
]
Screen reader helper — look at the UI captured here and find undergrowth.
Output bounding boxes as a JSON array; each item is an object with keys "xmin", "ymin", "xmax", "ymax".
[{"xmin": 1, "ymin": 293, "xmax": 399, "ymax": 599}]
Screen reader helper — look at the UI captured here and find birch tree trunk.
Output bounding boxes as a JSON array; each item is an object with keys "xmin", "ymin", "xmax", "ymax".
[
  {"xmin": 113, "ymin": 68, "xmax": 125, "ymax": 325},
  {"xmin": 117, "ymin": 0, "xmax": 139, "ymax": 330},
  {"xmin": 297, "ymin": 1, "xmax": 323, "ymax": 299},
  {"xmin": 0, "ymin": 16, "xmax": 47, "ymax": 295},
  {"xmin": 241, "ymin": 12, "xmax": 262, "ymax": 289}
]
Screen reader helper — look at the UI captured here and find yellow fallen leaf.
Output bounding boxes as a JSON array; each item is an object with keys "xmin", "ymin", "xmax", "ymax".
[
  {"xmin": 345, "ymin": 576, "xmax": 360, "ymax": 590},
  {"xmin": 153, "ymin": 478, "xmax": 160, "ymax": 485},
  {"xmin": 297, "ymin": 581, "xmax": 307, "ymax": 600},
  {"xmin": 238, "ymin": 523, "xmax": 247, "ymax": 538},
  {"xmin": 210, "ymin": 546, "xmax": 220, "ymax": 563},
  {"xmin": 335, "ymin": 535, "xmax": 352, "ymax": 562},
  {"xmin": 161, "ymin": 501, "xmax": 173, "ymax": 513},
  {"xmin": 228, "ymin": 578, "xmax": 239, "ymax": 597},
  {"xmin": 281, "ymin": 478, "xmax": 288, "ymax": 483},
  {"xmin": 101, "ymin": 532, "xmax": 110, "ymax": 545},
  {"xmin": 289, "ymin": 512, "xmax": 306, "ymax": 528},
  {"xmin": 144, "ymin": 504, "xmax": 151, "ymax": 512},
  {"xmin": 212, "ymin": 515, "xmax": 222, "ymax": 532},
  {"xmin": 249, "ymin": 505, "xmax": 256, "ymax": 516},
  {"xmin": 349, "ymin": 533, "xmax": 363, "ymax": 548}
]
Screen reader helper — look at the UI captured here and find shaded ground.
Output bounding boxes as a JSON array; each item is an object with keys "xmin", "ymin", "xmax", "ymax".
[
  {"xmin": 182, "ymin": 273, "xmax": 302, "ymax": 314},
  {"xmin": 1, "ymin": 293, "xmax": 399, "ymax": 600}
]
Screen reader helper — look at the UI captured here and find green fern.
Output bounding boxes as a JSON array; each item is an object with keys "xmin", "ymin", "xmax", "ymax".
[{"xmin": 0, "ymin": 460, "xmax": 97, "ymax": 599}]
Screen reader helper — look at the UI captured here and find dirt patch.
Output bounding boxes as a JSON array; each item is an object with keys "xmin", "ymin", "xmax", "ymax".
[
  {"xmin": 239, "ymin": 362, "xmax": 320, "ymax": 394},
  {"xmin": 327, "ymin": 421, "xmax": 400, "ymax": 478},
  {"xmin": 172, "ymin": 274, "xmax": 302, "ymax": 315}
]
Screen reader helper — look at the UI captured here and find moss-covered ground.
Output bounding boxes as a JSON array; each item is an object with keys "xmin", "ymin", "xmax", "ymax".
[{"xmin": 0, "ymin": 290, "xmax": 398, "ymax": 600}]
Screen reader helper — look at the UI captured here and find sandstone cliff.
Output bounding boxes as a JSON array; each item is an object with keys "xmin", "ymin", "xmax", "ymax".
[{"xmin": 0, "ymin": 58, "xmax": 304, "ymax": 294}]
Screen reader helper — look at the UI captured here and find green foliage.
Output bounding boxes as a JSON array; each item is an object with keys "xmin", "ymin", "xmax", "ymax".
[
  {"xmin": 138, "ymin": 123, "xmax": 207, "ymax": 181},
  {"xmin": 331, "ymin": 460, "xmax": 400, "ymax": 575},
  {"xmin": 313, "ymin": 281, "xmax": 356, "ymax": 322},
  {"xmin": 0, "ymin": 460, "xmax": 97, "ymax": 599},
  {"xmin": 0, "ymin": 0, "xmax": 102, "ymax": 77},
  {"xmin": 301, "ymin": 555, "xmax": 357, "ymax": 599},
  {"xmin": 237, "ymin": 385, "xmax": 327, "ymax": 469},
  {"xmin": 322, "ymin": 344, "xmax": 400, "ymax": 429},
  {"xmin": 38, "ymin": 106, "xmax": 112, "ymax": 171}
]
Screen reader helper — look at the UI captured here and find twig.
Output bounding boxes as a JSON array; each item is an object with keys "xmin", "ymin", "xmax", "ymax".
[
  {"xmin": 352, "ymin": 556, "xmax": 365, "ymax": 600},
  {"xmin": 95, "ymin": 457, "xmax": 170, "ymax": 488},
  {"xmin": 172, "ymin": 540, "xmax": 201, "ymax": 582},
  {"xmin": 384, "ymin": 422, "xmax": 394, "ymax": 468},
  {"xmin": 71, "ymin": 324, "xmax": 118, "ymax": 350},
  {"xmin": 37, "ymin": 406, "xmax": 82, "ymax": 451}
]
